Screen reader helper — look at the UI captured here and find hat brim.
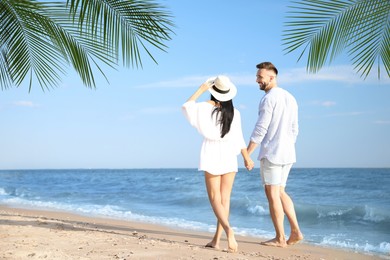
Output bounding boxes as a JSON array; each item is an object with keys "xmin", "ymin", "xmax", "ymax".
[{"xmin": 207, "ymin": 78, "xmax": 237, "ymax": 102}]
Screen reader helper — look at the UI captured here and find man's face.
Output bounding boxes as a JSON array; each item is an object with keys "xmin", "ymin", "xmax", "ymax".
[{"xmin": 256, "ymin": 69, "xmax": 274, "ymax": 91}]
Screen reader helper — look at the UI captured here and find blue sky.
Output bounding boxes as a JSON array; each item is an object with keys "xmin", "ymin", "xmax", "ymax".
[{"xmin": 1, "ymin": 0, "xmax": 389, "ymax": 169}]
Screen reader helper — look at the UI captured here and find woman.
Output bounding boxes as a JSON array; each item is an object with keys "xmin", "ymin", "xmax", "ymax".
[{"xmin": 182, "ymin": 75, "xmax": 254, "ymax": 253}]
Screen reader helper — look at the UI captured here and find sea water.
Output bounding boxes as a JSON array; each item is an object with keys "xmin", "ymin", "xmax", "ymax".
[{"xmin": 0, "ymin": 168, "xmax": 389, "ymax": 257}]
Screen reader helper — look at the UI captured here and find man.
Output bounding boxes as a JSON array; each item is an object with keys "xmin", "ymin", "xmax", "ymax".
[{"xmin": 247, "ymin": 62, "xmax": 303, "ymax": 247}]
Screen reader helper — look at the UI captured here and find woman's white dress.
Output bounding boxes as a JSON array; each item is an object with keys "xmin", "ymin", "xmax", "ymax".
[{"xmin": 182, "ymin": 101, "xmax": 246, "ymax": 175}]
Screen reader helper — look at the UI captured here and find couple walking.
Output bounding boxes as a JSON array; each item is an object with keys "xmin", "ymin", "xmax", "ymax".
[{"xmin": 182, "ymin": 62, "xmax": 304, "ymax": 253}]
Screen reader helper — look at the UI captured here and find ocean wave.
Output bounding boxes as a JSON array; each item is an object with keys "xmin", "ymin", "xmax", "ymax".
[
  {"xmin": 247, "ymin": 205, "xmax": 267, "ymax": 216},
  {"xmin": 0, "ymin": 188, "xmax": 7, "ymax": 196},
  {"xmin": 0, "ymin": 186, "xmax": 36, "ymax": 199},
  {"xmin": 317, "ymin": 207, "xmax": 352, "ymax": 218},
  {"xmin": 320, "ymin": 236, "xmax": 390, "ymax": 255},
  {"xmin": 363, "ymin": 205, "xmax": 388, "ymax": 223},
  {"xmin": 231, "ymin": 195, "xmax": 269, "ymax": 217},
  {"xmin": 296, "ymin": 203, "xmax": 390, "ymax": 226},
  {"xmin": 234, "ymin": 226, "xmax": 273, "ymax": 239},
  {"xmin": 0, "ymin": 197, "xmax": 75, "ymax": 213},
  {"xmin": 0, "ymin": 197, "xmax": 214, "ymax": 232}
]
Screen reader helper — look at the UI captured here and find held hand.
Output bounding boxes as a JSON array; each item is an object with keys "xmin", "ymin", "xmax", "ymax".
[{"xmin": 245, "ymin": 158, "xmax": 255, "ymax": 171}]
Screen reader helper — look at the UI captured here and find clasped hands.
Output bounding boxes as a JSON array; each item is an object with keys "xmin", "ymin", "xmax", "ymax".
[{"xmin": 245, "ymin": 158, "xmax": 255, "ymax": 171}]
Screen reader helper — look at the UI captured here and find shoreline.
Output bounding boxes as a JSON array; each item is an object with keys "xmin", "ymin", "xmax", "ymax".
[{"xmin": 0, "ymin": 205, "xmax": 383, "ymax": 259}]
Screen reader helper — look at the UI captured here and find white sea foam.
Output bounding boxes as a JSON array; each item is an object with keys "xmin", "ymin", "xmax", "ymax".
[
  {"xmin": 0, "ymin": 188, "xmax": 7, "ymax": 196},
  {"xmin": 363, "ymin": 205, "xmax": 386, "ymax": 223},
  {"xmin": 0, "ymin": 197, "xmax": 213, "ymax": 233},
  {"xmin": 247, "ymin": 204, "xmax": 267, "ymax": 215},
  {"xmin": 87, "ymin": 206, "xmax": 214, "ymax": 232},
  {"xmin": 234, "ymin": 227, "xmax": 273, "ymax": 238},
  {"xmin": 379, "ymin": 242, "xmax": 390, "ymax": 255},
  {"xmin": 1, "ymin": 197, "xmax": 76, "ymax": 212},
  {"xmin": 317, "ymin": 207, "xmax": 353, "ymax": 218},
  {"xmin": 320, "ymin": 236, "xmax": 390, "ymax": 255}
]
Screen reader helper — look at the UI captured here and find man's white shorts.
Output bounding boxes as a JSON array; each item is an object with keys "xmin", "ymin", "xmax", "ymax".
[{"xmin": 260, "ymin": 158, "xmax": 293, "ymax": 186}]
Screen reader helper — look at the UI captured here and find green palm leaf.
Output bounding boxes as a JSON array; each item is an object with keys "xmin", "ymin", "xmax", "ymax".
[
  {"xmin": 2, "ymin": 0, "xmax": 65, "ymax": 91},
  {"xmin": 66, "ymin": 0, "xmax": 174, "ymax": 67},
  {"xmin": 283, "ymin": 0, "xmax": 390, "ymax": 79},
  {"xmin": 0, "ymin": 0, "xmax": 174, "ymax": 91}
]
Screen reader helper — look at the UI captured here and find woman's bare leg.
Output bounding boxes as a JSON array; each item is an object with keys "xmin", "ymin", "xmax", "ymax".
[
  {"xmin": 205, "ymin": 221, "xmax": 223, "ymax": 249},
  {"xmin": 205, "ymin": 171, "xmax": 237, "ymax": 252}
]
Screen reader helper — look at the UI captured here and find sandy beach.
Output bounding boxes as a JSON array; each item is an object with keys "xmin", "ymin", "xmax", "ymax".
[{"xmin": 0, "ymin": 205, "xmax": 383, "ymax": 260}]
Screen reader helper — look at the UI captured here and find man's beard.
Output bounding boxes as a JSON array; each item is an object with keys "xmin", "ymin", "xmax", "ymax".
[{"xmin": 259, "ymin": 81, "xmax": 270, "ymax": 90}]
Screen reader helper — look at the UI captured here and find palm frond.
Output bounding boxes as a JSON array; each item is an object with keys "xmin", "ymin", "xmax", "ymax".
[
  {"xmin": 0, "ymin": 46, "xmax": 12, "ymax": 90},
  {"xmin": 0, "ymin": 0, "xmax": 175, "ymax": 91},
  {"xmin": 283, "ymin": 0, "xmax": 390, "ymax": 79},
  {"xmin": 347, "ymin": 0, "xmax": 390, "ymax": 79},
  {"xmin": 0, "ymin": 5, "xmax": 14, "ymax": 90},
  {"xmin": 66, "ymin": 0, "xmax": 175, "ymax": 68},
  {"xmin": 1, "ymin": 0, "xmax": 66, "ymax": 91}
]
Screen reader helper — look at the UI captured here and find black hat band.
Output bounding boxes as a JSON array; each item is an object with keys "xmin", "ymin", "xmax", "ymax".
[{"xmin": 212, "ymin": 85, "xmax": 230, "ymax": 94}]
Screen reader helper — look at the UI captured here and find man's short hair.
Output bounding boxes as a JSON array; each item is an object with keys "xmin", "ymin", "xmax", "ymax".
[{"xmin": 256, "ymin": 62, "xmax": 278, "ymax": 75}]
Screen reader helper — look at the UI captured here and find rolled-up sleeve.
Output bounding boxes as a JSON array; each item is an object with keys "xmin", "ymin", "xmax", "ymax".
[{"xmin": 250, "ymin": 98, "xmax": 273, "ymax": 144}]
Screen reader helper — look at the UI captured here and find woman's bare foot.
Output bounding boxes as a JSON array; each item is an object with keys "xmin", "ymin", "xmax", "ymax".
[
  {"xmin": 261, "ymin": 238, "xmax": 287, "ymax": 248},
  {"xmin": 227, "ymin": 229, "xmax": 238, "ymax": 253},
  {"xmin": 287, "ymin": 232, "xmax": 304, "ymax": 245},
  {"xmin": 205, "ymin": 241, "xmax": 220, "ymax": 249}
]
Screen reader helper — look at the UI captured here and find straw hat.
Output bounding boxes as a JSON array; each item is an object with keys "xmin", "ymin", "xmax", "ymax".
[{"xmin": 206, "ymin": 75, "xmax": 237, "ymax": 101}]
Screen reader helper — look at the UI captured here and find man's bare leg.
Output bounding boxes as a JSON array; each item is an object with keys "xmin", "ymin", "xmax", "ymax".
[
  {"xmin": 261, "ymin": 185, "xmax": 287, "ymax": 247},
  {"xmin": 280, "ymin": 187, "xmax": 303, "ymax": 245}
]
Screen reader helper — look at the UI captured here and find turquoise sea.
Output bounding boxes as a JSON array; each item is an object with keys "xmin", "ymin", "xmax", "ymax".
[{"xmin": 0, "ymin": 168, "xmax": 389, "ymax": 257}]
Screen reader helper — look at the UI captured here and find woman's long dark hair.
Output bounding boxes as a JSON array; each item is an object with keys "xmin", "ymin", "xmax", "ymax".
[{"xmin": 211, "ymin": 95, "xmax": 234, "ymax": 138}]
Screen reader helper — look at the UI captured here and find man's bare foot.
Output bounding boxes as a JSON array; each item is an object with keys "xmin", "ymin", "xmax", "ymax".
[
  {"xmin": 260, "ymin": 238, "xmax": 287, "ymax": 248},
  {"xmin": 287, "ymin": 232, "xmax": 304, "ymax": 245},
  {"xmin": 205, "ymin": 241, "xmax": 220, "ymax": 249}
]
